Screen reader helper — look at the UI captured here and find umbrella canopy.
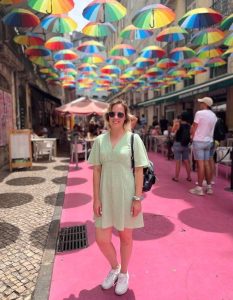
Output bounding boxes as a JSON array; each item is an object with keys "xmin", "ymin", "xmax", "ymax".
[
  {"xmin": 41, "ymin": 15, "xmax": 77, "ymax": 33},
  {"xmin": 132, "ymin": 57, "xmax": 155, "ymax": 68},
  {"xmin": 132, "ymin": 4, "xmax": 175, "ymax": 29},
  {"xmin": 191, "ymin": 28, "xmax": 225, "ymax": 45},
  {"xmin": 101, "ymin": 65, "xmax": 121, "ymax": 75},
  {"xmin": 54, "ymin": 49, "xmax": 78, "ymax": 61},
  {"xmin": 14, "ymin": 33, "xmax": 44, "ymax": 46},
  {"xmin": 182, "ymin": 58, "xmax": 203, "ymax": 68},
  {"xmin": 3, "ymin": 8, "xmax": 40, "ymax": 27},
  {"xmin": 156, "ymin": 26, "xmax": 188, "ymax": 42},
  {"xmin": 223, "ymin": 32, "xmax": 233, "ymax": 47},
  {"xmin": 78, "ymin": 63, "xmax": 97, "ymax": 72},
  {"xmin": 220, "ymin": 13, "xmax": 233, "ymax": 31},
  {"xmin": 0, "ymin": 0, "xmax": 23, "ymax": 4},
  {"xmin": 169, "ymin": 47, "xmax": 195, "ymax": 61},
  {"xmin": 54, "ymin": 60, "xmax": 75, "ymax": 70},
  {"xmin": 28, "ymin": 0, "xmax": 74, "ymax": 14},
  {"xmin": 157, "ymin": 58, "xmax": 177, "ymax": 69},
  {"xmin": 82, "ymin": 22, "xmax": 116, "ymax": 37},
  {"xmin": 178, "ymin": 7, "xmax": 222, "ymax": 29},
  {"xmin": 120, "ymin": 24, "xmax": 153, "ymax": 40},
  {"xmin": 222, "ymin": 47, "xmax": 233, "ymax": 58},
  {"xmin": 45, "ymin": 37, "xmax": 73, "ymax": 51},
  {"xmin": 204, "ymin": 57, "xmax": 226, "ymax": 68},
  {"xmin": 25, "ymin": 46, "xmax": 51, "ymax": 57},
  {"xmin": 139, "ymin": 45, "xmax": 165, "ymax": 59},
  {"xmin": 56, "ymin": 97, "xmax": 108, "ymax": 115},
  {"xmin": 109, "ymin": 44, "xmax": 136, "ymax": 57},
  {"xmin": 29, "ymin": 56, "xmax": 49, "ymax": 67},
  {"xmin": 77, "ymin": 40, "xmax": 105, "ymax": 53},
  {"xmin": 81, "ymin": 54, "xmax": 105, "ymax": 64},
  {"xmin": 196, "ymin": 45, "xmax": 223, "ymax": 59},
  {"xmin": 82, "ymin": 0, "xmax": 127, "ymax": 23},
  {"xmin": 106, "ymin": 56, "xmax": 130, "ymax": 65},
  {"xmin": 187, "ymin": 66, "xmax": 207, "ymax": 76}
]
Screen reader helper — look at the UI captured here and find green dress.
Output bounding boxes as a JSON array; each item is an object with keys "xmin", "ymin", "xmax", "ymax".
[{"xmin": 88, "ymin": 131, "xmax": 149, "ymax": 231}]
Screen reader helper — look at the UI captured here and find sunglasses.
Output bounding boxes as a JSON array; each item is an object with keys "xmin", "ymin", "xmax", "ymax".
[{"xmin": 108, "ymin": 111, "xmax": 125, "ymax": 118}]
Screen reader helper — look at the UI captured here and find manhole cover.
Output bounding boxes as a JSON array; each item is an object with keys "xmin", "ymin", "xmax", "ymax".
[{"xmin": 56, "ymin": 225, "xmax": 88, "ymax": 252}]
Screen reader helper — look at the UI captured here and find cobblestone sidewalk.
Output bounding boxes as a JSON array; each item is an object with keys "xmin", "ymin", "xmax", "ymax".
[{"xmin": 0, "ymin": 157, "xmax": 69, "ymax": 300}]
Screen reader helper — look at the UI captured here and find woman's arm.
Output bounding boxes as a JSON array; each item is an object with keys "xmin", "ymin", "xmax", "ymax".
[
  {"xmin": 131, "ymin": 166, "xmax": 143, "ymax": 217},
  {"xmin": 93, "ymin": 165, "xmax": 102, "ymax": 217}
]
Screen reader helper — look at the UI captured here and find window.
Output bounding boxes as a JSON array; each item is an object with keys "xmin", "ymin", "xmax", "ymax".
[
  {"xmin": 210, "ymin": 64, "xmax": 228, "ymax": 78},
  {"xmin": 165, "ymin": 84, "xmax": 176, "ymax": 94},
  {"xmin": 184, "ymin": 76, "xmax": 195, "ymax": 87}
]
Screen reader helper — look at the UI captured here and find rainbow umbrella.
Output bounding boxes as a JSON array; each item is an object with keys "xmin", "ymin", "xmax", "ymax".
[
  {"xmin": 191, "ymin": 28, "xmax": 225, "ymax": 45},
  {"xmin": 157, "ymin": 58, "xmax": 177, "ymax": 69},
  {"xmin": 0, "ymin": 0, "xmax": 23, "ymax": 4},
  {"xmin": 106, "ymin": 56, "xmax": 130, "ymax": 65},
  {"xmin": 45, "ymin": 37, "xmax": 73, "ymax": 51},
  {"xmin": 132, "ymin": 57, "xmax": 155, "ymax": 68},
  {"xmin": 54, "ymin": 60, "xmax": 75, "ymax": 70},
  {"xmin": 222, "ymin": 47, "xmax": 233, "ymax": 58},
  {"xmin": 167, "ymin": 68, "xmax": 187, "ymax": 77},
  {"xmin": 41, "ymin": 15, "xmax": 77, "ymax": 33},
  {"xmin": 120, "ymin": 24, "xmax": 153, "ymax": 40},
  {"xmin": 101, "ymin": 65, "xmax": 121, "ymax": 75},
  {"xmin": 169, "ymin": 47, "xmax": 195, "ymax": 61},
  {"xmin": 14, "ymin": 33, "xmax": 44, "ymax": 46},
  {"xmin": 3, "ymin": 8, "xmax": 40, "ymax": 27},
  {"xmin": 132, "ymin": 4, "xmax": 175, "ymax": 29},
  {"xmin": 54, "ymin": 49, "xmax": 78, "ymax": 61},
  {"xmin": 28, "ymin": 0, "xmax": 74, "ymax": 14},
  {"xmin": 82, "ymin": 0, "xmax": 126, "ymax": 23},
  {"xmin": 156, "ymin": 26, "xmax": 188, "ymax": 42},
  {"xmin": 124, "ymin": 67, "xmax": 143, "ymax": 76},
  {"xmin": 197, "ymin": 45, "xmax": 223, "ymax": 59},
  {"xmin": 204, "ymin": 57, "xmax": 226, "ymax": 68},
  {"xmin": 110, "ymin": 44, "xmax": 136, "ymax": 57},
  {"xmin": 25, "ymin": 46, "xmax": 51, "ymax": 57},
  {"xmin": 81, "ymin": 54, "xmax": 105, "ymax": 64},
  {"xmin": 82, "ymin": 22, "xmax": 116, "ymax": 37},
  {"xmin": 146, "ymin": 67, "xmax": 163, "ymax": 76},
  {"xmin": 178, "ymin": 8, "xmax": 222, "ymax": 29},
  {"xmin": 39, "ymin": 67, "xmax": 55, "ymax": 74},
  {"xmin": 182, "ymin": 58, "xmax": 203, "ymax": 68},
  {"xmin": 223, "ymin": 33, "xmax": 233, "ymax": 47},
  {"xmin": 60, "ymin": 69, "xmax": 78, "ymax": 76},
  {"xmin": 78, "ymin": 63, "xmax": 97, "ymax": 72},
  {"xmin": 187, "ymin": 67, "xmax": 207, "ymax": 76},
  {"xmin": 220, "ymin": 13, "xmax": 233, "ymax": 31},
  {"xmin": 29, "ymin": 56, "xmax": 49, "ymax": 67},
  {"xmin": 139, "ymin": 45, "xmax": 165, "ymax": 59},
  {"xmin": 77, "ymin": 40, "xmax": 105, "ymax": 53}
]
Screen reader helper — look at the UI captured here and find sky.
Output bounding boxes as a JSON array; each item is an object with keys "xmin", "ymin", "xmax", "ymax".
[{"xmin": 69, "ymin": 0, "xmax": 93, "ymax": 32}]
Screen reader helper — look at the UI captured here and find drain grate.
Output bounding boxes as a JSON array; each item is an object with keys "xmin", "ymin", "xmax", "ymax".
[{"xmin": 56, "ymin": 225, "xmax": 88, "ymax": 252}]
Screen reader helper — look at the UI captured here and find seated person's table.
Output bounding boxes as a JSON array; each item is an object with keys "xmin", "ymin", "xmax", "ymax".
[{"xmin": 31, "ymin": 137, "xmax": 57, "ymax": 158}]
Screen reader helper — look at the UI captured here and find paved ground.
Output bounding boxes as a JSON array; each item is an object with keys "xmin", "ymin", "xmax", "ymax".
[{"xmin": 0, "ymin": 156, "xmax": 69, "ymax": 300}]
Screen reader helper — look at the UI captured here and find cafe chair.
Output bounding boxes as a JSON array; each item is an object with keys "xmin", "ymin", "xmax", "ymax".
[
  {"xmin": 215, "ymin": 147, "xmax": 232, "ymax": 179},
  {"xmin": 34, "ymin": 140, "xmax": 53, "ymax": 161},
  {"xmin": 70, "ymin": 142, "xmax": 86, "ymax": 163}
]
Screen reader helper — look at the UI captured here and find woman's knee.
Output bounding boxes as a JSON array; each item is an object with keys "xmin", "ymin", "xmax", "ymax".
[
  {"xmin": 119, "ymin": 229, "xmax": 133, "ymax": 245},
  {"xmin": 95, "ymin": 228, "xmax": 112, "ymax": 246}
]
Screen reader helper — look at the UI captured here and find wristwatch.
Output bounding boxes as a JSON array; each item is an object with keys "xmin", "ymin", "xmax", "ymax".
[{"xmin": 132, "ymin": 195, "xmax": 143, "ymax": 201}]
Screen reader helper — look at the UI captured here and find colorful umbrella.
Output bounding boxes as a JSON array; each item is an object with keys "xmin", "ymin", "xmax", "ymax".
[
  {"xmin": 81, "ymin": 54, "xmax": 105, "ymax": 64},
  {"xmin": 29, "ymin": 56, "xmax": 49, "ymax": 67},
  {"xmin": 41, "ymin": 15, "xmax": 77, "ymax": 33},
  {"xmin": 133, "ymin": 57, "xmax": 155, "ymax": 68},
  {"xmin": 196, "ymin": 45, "xmax": 223, "ymax": 59},
  {"xmin": 132, "ymin": 4, "xmax": 175, "ymax": 29},
  {"xmin": 45, "ymin": 37, "xmax": 73, "ymax": 51},
  {"xmin": 78, "ymin": 63, "xmax": 97, "ymax": 72},
  {"xmin": 182, "ymin": 58, "xmax": 203, "ymax": 68},
  {"xmin": 0, "ymin": 0, "xmax": 23, "ymax": 4},
  {"xmin": 54, "ymin": 60, "xmax": 75, "ymax": 70},
  {"xmin": 169, "ymin": 47, "xmax": 195, "ymax": 61},
  {"xmin": 25, "ymin": 46, "xmax": 51, "ymax": 57},
  {"xmin": 39, "ymin": 67, "xmax": 55, "ymax": 74},
  {"xmin": 146, "ymin": 67, "xmax": 164, "ymax": 76},
  {"xmin": 61, "ymin": 69, "xmax": 78, "ymax": 76},
  {"xmin": 3, "ymin": 8, "xmax": 40, "ymax": 27},
  {"xmin": 156, "ymin": 26, "xmax": 188, "ymax": 42},
  {"xmin": 220, "ymin": 13, "xmax": 233, "ymax": 31},
  {"xmin": 187, "ymin": 67, "xmax": 207, "ymax": 76},
  {"xmin": 120, "ymin": 24, "xmax": 153, "ymax": 40},
  {"xmin": 54, "ymin": 49, "xmax": 78, "ymax": 61},
  {"xmin": 109, "ymin": 44, "xmax": 136, "ymax": 57},
  {"xmin": 82, "ymin": 22, "xmax": 116, "ymax": 37},
  {"xmin": 28, "ymin": 0, "xmax": 74, "ymax": 14},
  {"xmin": 222, "ymin": 47, "xmax": 233, "ymax": 58},
  {"xmin": 223, "ymin": 33, "xmax": 233, "ymax": 47},
  {"xmin": 101, "ymin": 65, "xmax": 121, "ymax": 75},
  {"xmin": 157, "ymin": 58, "xmax": 177, "ymax": 69},
  {"xmin": 178, "ymin": 8, "xmax": 222, "ymax": 29},
  {"xmin": 77, "ymin": 40, "xmax": 105, "ymax": 53},
  {"xmin": 204, "ymin": 57, "xmax": 226, "ymax": 68},
  {"xmin": 13, "ymin": 33, "xmax": 44, "ymax": 46},
  {"xmin": 106, "ymin": 56, "xmax": 130, "ymax": 65},
  {"xmin": 139, "ymin": 45, "xmax": 165, "ymax": 59},
  {"xmin": 82, "ymin": 0, "xmax": 126, "ymax": 23},
  {"xmin": 191, "ymin": 28, "xmax": 225, "ymax": 45}
]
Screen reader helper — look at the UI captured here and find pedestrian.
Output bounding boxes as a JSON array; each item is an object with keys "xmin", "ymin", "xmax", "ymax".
[
  {"xmin": 171, "ymin": 112, "xmax": 191, "ymax": 181},
  {"xmin": 88, "ymin": 99, "xmax": 149, "ymax": 295},
  {"xmin": 190, "ymin": 97, "xmax": 217, "ymax": 196},
  {"xmin": 159, "ymin": 115, "xmax": 169, "ymax": 135}
]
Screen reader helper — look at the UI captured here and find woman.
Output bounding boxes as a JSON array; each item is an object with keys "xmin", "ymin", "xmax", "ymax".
[
  {"xmin": 88, "ymin": 99, "xmax": 149, "ymax": 295},
  {"xmin": 171, "ymin": 112, "xmax": 191, "ymax": 182}
]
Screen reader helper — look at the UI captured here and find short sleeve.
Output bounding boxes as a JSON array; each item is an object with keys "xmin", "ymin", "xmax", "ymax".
[
  {"xmin": 194, "ymin": 111, "xmax": 201, "ymax": 124},
  {"xmin": 133, "ymin": 134, "xmax": 149, "ymax": 168},
  {"xmin": 88, "ymin": 138, "xmax": 101, "ymax": 165}
]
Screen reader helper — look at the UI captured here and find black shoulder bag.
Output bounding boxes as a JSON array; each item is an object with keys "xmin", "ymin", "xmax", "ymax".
[{"xmin": 131, "ymin": 133, "xmax": 156, "ymax": 192}]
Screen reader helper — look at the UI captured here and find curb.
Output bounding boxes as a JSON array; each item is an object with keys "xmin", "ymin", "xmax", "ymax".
[{"xmin": 32, "ymin": 171, "xmax": 67, "ymax": 300}]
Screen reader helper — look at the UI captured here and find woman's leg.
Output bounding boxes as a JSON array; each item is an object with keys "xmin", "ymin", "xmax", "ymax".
[
  {"xmin": 174, "ymin": 160, "xmax": 181, "ymax": 180},
  {"xmin": 183, "ymin": 159, "xmax": 191, "ymax": 179},
  {"xmin": 95, "ymin": 227, "xmax": 119, "ymax": 269},
  {"xmin": 118, "ymin": 228, "xmax": 133, "ymax": 273}
]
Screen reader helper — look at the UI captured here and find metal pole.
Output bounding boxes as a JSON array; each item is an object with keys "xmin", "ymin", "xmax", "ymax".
[{"xmin": 225, "ymin": 148, "xmax": 233, "ymax": 192}]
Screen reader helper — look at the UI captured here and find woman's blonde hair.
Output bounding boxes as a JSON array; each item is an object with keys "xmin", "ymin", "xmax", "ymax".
[{"xmin": 104, "ymin": 98, "xmax": 131, "ymax": 131}]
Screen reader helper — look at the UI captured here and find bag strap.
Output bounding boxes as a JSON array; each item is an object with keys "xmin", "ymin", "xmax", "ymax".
[{"xmin": 131, "ymin": 133, "xmax": 135, "ymax": 170}]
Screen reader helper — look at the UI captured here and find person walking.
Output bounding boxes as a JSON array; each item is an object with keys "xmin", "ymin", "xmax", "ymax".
[
  {"xmin": 171, "ymin": 112, "xmax": 192, "ymax": 182},
  {"xmin": 189, "ymin": 97, "xmax": 217, "ymax": 196},
  {"xmin": 88, "ymin": 99, "xmax": 149, "ymax": 295}
]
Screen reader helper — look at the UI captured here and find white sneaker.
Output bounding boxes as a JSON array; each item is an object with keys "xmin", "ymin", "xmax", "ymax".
[
  {"xmin": 101, "ymin": 265, "xmax": 121, "ymax": 290},
  {"xmin": 115, "ymin": 272, "xmax": 129, "ymax": 295},
  {"xmin": 206, "ymin": 185, "xmax": 213, "ymax": 195},
  {"xmin": 195, "ymin": 180, "xmax": 207, "ymax": 187},
  {"xmin": 189, "ymin": 186, "xmax": 205, "ymax": 196}
]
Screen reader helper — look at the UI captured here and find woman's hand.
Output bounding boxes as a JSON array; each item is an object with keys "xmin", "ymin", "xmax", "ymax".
[
  {"xmin": 93, "ymin": 200, "xmax": 102, "ymax": 217},
  {"xmin": 131, "ymin": 201, "xmax": 142, "ymax": 217}
]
